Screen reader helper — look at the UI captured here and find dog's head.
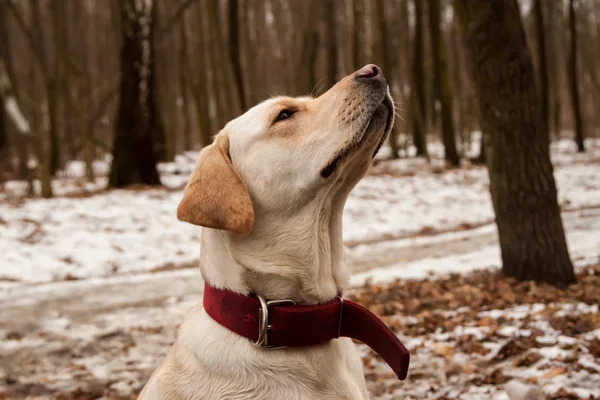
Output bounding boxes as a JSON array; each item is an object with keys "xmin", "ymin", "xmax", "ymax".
[{"xmin": 177, "ymin": 65, "xmax": 394, "ymax": 235}]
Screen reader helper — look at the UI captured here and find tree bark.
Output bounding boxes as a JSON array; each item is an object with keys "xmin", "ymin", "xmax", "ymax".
[
  {"xmin": 546, "ymin": 0, "xmax": 562, "ymax": 138},
  {"xmin": 178, "ymin": 6, "xmax": 192, "ymax": 151},
  {"xmin": 411, "ymin": 0, "xmax": 428, "ymax": 157},
  {"xmin": 373, "ymin": 0, "xmax": 400, "ymax": 159},
  {"xmin": 429, "ymin": 0, "xmax": 459, "ymax": 166},
  {"xmin": 0, "ymin": 93, "xmax": 6, "ymax": 161},
  {"xmin": 228, "ymin": 0, "xmax": 246, "ymax": 111},
  {"xmin": 449, "ymin": 17, "xmax": 468, "ymax": 153},
  {"xmin": 568, "ymin": 0, "xmax": 585, "ymax": 152},
  {"xmin": 534, "ymin": 0, "xmax": 550, "ymax": 139},
  {"xmin": 151, "ymin": 1, "xmax": 167, "ymax": 161},
  {"xmin": 0, "ymin": 4, "xmax": 29, "ymax": 181},
  {"xmin": 352, "ymin": 0, "xmax": 365, "ymax": 68},
  {"xmin": 109, "ymin": 0, "xmax": 161, "ymax": 187},
  {"xmin": 454, "ymin": 0, "xmax": 576, "ymax": 286},
  {"xmin": 31, "ymin": 0, "xmax": 61, "ymax": 175},
  {"xmin": 325, "ymin": 0, "xmax": 338, "ymax": 91},
  {"xmin": 184, "ymin": 3, "xmax": 212, "ymax": 146}
]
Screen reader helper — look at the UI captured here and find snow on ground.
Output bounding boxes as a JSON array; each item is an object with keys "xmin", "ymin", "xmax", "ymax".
[
  {"xmin": 1, "ymin": 138, "xmax": 599, "ymax": 284},
  {"xmin": 351, "ymin": 207, "xmax": 600, "ymax": 285}
]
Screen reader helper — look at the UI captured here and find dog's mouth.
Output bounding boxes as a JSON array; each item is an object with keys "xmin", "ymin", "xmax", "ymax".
[{"xmin": 320, "ymin": 94, "xmax": 394, "ymax": 178}]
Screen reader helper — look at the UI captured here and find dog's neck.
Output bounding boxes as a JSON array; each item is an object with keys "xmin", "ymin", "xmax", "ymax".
[{"xmin": 199, "ymin": 194, "xmax": 349, "ymax": 305}]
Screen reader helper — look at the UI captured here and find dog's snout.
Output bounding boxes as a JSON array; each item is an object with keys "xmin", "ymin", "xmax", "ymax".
[{"xmin": 355, "ymin": 64, "xmax": 381, "ymax": 81}]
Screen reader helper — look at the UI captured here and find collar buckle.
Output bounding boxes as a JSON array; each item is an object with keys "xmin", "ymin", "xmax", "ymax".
[{"xmin": 251, "ymin": 295, "xmax": 296, "ymax": 349}]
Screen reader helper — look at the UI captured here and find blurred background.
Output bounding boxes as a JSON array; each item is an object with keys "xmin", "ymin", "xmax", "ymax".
[
  {"xmin": 1, "ymin": 0, "xmax": 600, "ymax": 399},
  {"xmin": 0, "ymin": 0, "xmax": 599, "ymax": 188}
]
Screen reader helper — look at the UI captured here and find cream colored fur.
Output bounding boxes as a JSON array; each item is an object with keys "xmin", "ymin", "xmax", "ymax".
[{"xmin": 139, "ymin": 69, "xmax": 394, "ymax": 400}]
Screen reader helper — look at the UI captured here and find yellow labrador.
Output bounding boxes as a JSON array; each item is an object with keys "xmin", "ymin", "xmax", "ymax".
[{"xmin": 139, "ymin": 65, "xmax": 404, "ymax": 400}]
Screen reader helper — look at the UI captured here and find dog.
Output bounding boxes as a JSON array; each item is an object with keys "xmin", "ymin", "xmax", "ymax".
[{"xmin": 139, "ymin": 64, "xmax": 402, "ymax": 400}]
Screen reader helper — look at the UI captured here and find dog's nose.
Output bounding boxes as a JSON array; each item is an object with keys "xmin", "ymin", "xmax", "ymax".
[{"xmin": 355, "ymin": 64, "xmax": 381, "ymax": 80}]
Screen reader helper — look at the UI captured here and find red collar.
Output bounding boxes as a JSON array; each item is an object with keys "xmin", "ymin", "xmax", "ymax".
[{"xmin": 203, "ymin": 283, "xmax": 410, "ymax": 380}]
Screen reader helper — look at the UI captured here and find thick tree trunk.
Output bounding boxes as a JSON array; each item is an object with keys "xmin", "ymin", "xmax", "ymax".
[
  {"xmin": 454, "ymin": 0, "xmax": 576, "ymax": 286},
  {"xmin": 534, "ymin": 0, "xmax": 550, "ymax": 139},
  {"xmin": 429, "ymin": 0, "xmax": 459, "ymax": 166},
  {"xmin": 109, "ymin": 0, "xmax": 161, "ymax": 187},
  {"xmin": 568, "ymin": 0, "xmax": 585, "ymax": 152},
  {"xmin": 411, "ymin": 0, "xmax": 428, "ymax": 157}
]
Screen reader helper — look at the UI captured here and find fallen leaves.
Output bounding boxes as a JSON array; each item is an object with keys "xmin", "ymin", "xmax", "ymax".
[
  {"xmin": 349, "ymin": 264, "xmax": 600, "ymax": 317},
  {"xmin": 541, "ymin": 367, "xmax": 567, "ymax": 379},
  {"xmin": 351, "ymin": 264, "xmax": 600, "ymax": 399},
  {"xmin": 432, "ymin": 343, "xmax": 454, "ymax": 358},
  {"xmin": 550, "ymin": 314, "xmax": 598, "ymax": 337}
]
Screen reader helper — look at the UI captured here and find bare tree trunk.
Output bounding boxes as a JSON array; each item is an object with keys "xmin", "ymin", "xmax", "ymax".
[
  {"xmin": 228, "ymin": 0, "xmax": 246, "ymax": 111},
  {"xmin": 454, "ymin": 0, "xmax": 575, "ymax": 286},
  {"xmin": 205, "ymin": 0, "xmax": 240, "ymax": 125},
  {"xmin": 0, "ymin": 93, "xmax": 5, "ymax": 159},
  {"xmin": 450, "ymin": 18, "xmax": 466, "ymax": 153},
  {"xmin": 52, "ymin": 0, "xmax": 76, "ymax": 161},
  {"xmin": 151, "ymin": 1, "xmax": 167, "ymax": 161},
  {"xmin": 429, "ymin": 0, "xmax": 459, "ymax": 166},
  {"xmin": 0, "ymin": 6, "xmax": 10, "ymax": 165},
  {"xmin": 411, "ymin": 0, "xmax": 428, "ymax": 157},
  {"xmin": 154, "ymin": 4, "xmax": 176, "ymax": 163},
  {"xmin": 109, "ymin": 0, "xmax": 161, "ymax": 187},
  {"xmin": 373, "ymin": 0, "xmax": 400, "ymax": 159},
  {"xmin": 546, "ymin": 0, "xmax": 563, "ymax": 138},
  {"xmin": 325, "ymin": 0, "xmax": 338, "ymax": 90},
  {"xmin": 28, "ymin": 65, "xmax": 53, "ymax": 198},
  {"xmin": 352, "ymin": 0, "xmax": 365, "ymax": 68},
  {"xmin": 178, "ymin": 9, "xmax": 192, "ymax": 151},
  {"xmin": 31, "ymin": 0, "xmax": 61, "ymax": 175},
  {"xmin": 568, "ymin": 0, "xmax": 585, "ymax": 152},
  {"xmin": 76, "ymin": 82, "xmax": 94, "ymax": 182},
  {"xmin": 186, "ymin": 3, "xmax": 212, "ymax": 146},
  {"xmin": 534, "ymin": 0, "xmax": 550, "ymax": 139},
  {"xmin": 0, "ymin": 4, "xmax": 29, "ymax": 181}
]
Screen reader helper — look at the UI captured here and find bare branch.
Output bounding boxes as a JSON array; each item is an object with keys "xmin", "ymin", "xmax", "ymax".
[{"xmin": 0, "ymin": 58, "xmax": 31, "ymax": 135}]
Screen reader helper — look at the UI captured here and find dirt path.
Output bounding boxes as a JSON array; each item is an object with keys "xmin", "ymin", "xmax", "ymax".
[{"xmin": 349, "ymin": 206, "xmax": 600, "ymax": 275}]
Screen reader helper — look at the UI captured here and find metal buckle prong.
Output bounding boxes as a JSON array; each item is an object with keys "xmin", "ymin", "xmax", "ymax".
[
  {"xmin": 336, "ymin": 296, "xmax": 344, "ymax": 338},
  {"xmin": 251, "ymin": 294, "xmax": 296, "ymax": 349}
]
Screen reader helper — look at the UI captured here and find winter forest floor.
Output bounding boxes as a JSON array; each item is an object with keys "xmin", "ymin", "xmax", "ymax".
[{"xmin": 1, "ymin": 139, "xmax": 599, "ymax": 399}]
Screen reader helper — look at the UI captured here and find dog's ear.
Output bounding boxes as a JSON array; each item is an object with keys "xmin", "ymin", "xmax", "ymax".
[{"xmin": 177, "ymin": 135, "xmax": 254, "ymax": 235}]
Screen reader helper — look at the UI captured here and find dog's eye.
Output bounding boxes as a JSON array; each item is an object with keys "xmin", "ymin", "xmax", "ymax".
[{"xmin": 275, "ymin": 109, "xmax": 295, "ymax": 123}]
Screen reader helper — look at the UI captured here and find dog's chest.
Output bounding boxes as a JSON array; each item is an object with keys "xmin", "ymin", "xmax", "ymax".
[{"xmin": 171, "ymin": 311, "xmax": 370, "ymax": 400}]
